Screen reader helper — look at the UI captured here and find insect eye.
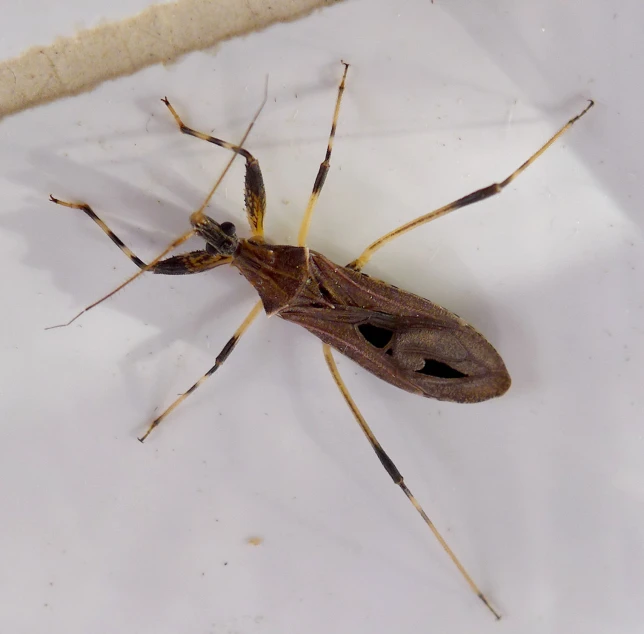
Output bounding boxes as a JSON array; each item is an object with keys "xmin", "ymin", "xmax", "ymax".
[
  {"xmin": 220, "ymin": 221, "xmax": 236, "ymax": 236},
  {"xmin": 357, "ymin": 323, "xmax": 394, "ymax": 349},
  {"xmin": 416, "ymin": 359, "xmax": 467, "ymax": 379}
]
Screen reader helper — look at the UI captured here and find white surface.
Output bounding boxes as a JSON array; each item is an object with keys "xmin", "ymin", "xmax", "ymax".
[{"xmin": 1, "ymin": 1, "xmax": 643, "ymax": 633}]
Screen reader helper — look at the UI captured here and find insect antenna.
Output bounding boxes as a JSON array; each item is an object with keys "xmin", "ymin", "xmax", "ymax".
[
  {"xmin": 46, "ymin": 78, "xmax": 269, "ymax": 330},
  {"xmin": 323, "ymin": 344, "xmax": 502, "ymax": 619},
  {"xmin": 184, "ymin": 76, "xmax": 268, "ymax": 226},
  {"xmin": 45, "ymin": 228, "xmax": 195, "ymax": 330}
]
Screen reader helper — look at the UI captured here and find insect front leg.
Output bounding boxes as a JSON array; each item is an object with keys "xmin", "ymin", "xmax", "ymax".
[
  {"xmin": 348, "ymin": 99, "xmax": 595, "ymax": 271},
  {"xmin": 48, "ymin": 90, "xmax": 267, "ymax": 330},
  {"xmin": 161, "ymin": 98, "xmax": 267, "ymax": 240},
  {"xmin": 297, "ymin": 61, "xmax": 350, "ymax": 246},
  {"xmin": 322, "ymin": 343, "xmax": 502, "ymax": 620},
  {"xmin": 49, "ymin": 196, "xmax": 230, "ymax": 275},
  {"xmin": 138, "ymin": 300, "xmax": 263, "ymax": 442}
]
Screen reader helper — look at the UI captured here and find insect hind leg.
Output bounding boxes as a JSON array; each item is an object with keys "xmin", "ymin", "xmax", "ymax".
[
  {"xmin": 297, "ymin": 61, "xmax": 350, "ymax": 247},
  {"xmin": 322, "ymin": 343, "xmax": 502, "ymax": 620},
  {"xmin": 348, "ymin": 99, "xmax": 595, "ymax": 271}
]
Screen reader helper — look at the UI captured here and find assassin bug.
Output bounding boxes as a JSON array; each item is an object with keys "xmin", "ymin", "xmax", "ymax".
[{"xmin": 49, "ymin": 63, "xmax": 593, "ymax": 619}]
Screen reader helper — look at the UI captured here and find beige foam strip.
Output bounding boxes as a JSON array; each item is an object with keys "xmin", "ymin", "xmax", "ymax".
[{"xmin": 0, "ymin": 0, "xmax": 342, "ymax": 118}]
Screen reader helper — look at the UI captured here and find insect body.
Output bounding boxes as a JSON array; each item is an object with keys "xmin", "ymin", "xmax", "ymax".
[
  {"xmin": 49, "ymin": 63, "xmax": 593, "ymax": 620},
  {"xmin": 222, "ymin": 236, "xmax": 511, "ymax": 402}
]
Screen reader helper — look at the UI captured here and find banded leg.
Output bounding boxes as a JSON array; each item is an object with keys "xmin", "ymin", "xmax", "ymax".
[
  {"xmin": 138, "ymin": 300, "xmax": 263, "ymax": 442},
  {"xmin": 322, "ymin": 343, "xmax": 501, "ymax": 620},
  {"xmin": 348, "ymin": 99, "xmax": 595, "ymax": 271},
  {"xmin": 49, "ymin": 196, "xmax": 231, "ymax": 275},
  {"xmin": 297, "ymin": 61, "xmax": 350, "ymax": 246},
  {"xmin": 49, "ymin": 88, "xmax": 267, "ymax": 330},
  {"xmin": 162, "ymin": 98, "xmax": 267, "ymax": 240}
]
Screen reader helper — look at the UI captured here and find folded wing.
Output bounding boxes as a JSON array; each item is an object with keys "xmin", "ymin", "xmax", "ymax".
[{"xmin": 278, "ymin": 250, "xmax": 511, "ymax": 403}]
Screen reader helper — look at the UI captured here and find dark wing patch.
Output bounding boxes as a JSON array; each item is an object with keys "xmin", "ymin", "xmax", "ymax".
[
  {"xmin": 357, "ymin": 322, "xmax": 394, "ymax": 348},
  {"xmin": 416, "ymin": 359, "xmax": 468, "ymax": 379},
  {"xmin": 356, "ymin": 320, "xmax": 467, "ymax": 379}
]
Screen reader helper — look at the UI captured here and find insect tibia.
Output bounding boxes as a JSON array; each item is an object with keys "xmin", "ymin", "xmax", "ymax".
[{"xmin": 373, "ymin": 443, "xmax": 403, "ymax": 485}]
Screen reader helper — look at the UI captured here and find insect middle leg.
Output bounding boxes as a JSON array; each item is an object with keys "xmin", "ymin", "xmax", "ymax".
[
  {"xmin": 297, "ymin": 61, "xmax": 350, "ymax": 246},
  {"xmin": 49, "ymin": 196, "xmax": 231, "ymax": 275},
  {"xmin": 138, "ymin": 300, "xmax": 263, "ymax": 441},
  {"xmin": 348, "ymin": 99, "xmax": 595, "ymax": 271},
  {"xmin": 322, "ymin": 343, "xmax": 501, "ymax": 619},
  {"xmin": 161, "ymin": 98, "xmax": 267, "ymax": 240}
]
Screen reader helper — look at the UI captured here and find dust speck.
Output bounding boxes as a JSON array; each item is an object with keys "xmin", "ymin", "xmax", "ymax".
[{"xmin": 246, "ymin": 536, "xmax": 263, "ymax": 546}]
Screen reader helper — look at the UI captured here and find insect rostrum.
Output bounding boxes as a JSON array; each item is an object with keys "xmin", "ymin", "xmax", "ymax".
[{"xmin": 49, "ymin": 63, "xmax": 593, "ymax": 620}]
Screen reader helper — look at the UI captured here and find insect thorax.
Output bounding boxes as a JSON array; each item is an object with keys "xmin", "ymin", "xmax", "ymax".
[{"xmin": 232, "ymin": 240, "xmax": 310, "ymax": 315}]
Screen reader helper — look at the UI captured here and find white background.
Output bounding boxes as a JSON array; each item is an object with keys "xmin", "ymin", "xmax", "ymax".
[{"xmin": 1, "ymin": 1, "xmax": 643, "ymax": 633}]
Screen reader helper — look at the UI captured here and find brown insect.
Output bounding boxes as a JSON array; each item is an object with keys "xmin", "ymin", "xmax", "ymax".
[{"xmin": 48, "ymin": 63, "xmax": 593, "ymax": 619}]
